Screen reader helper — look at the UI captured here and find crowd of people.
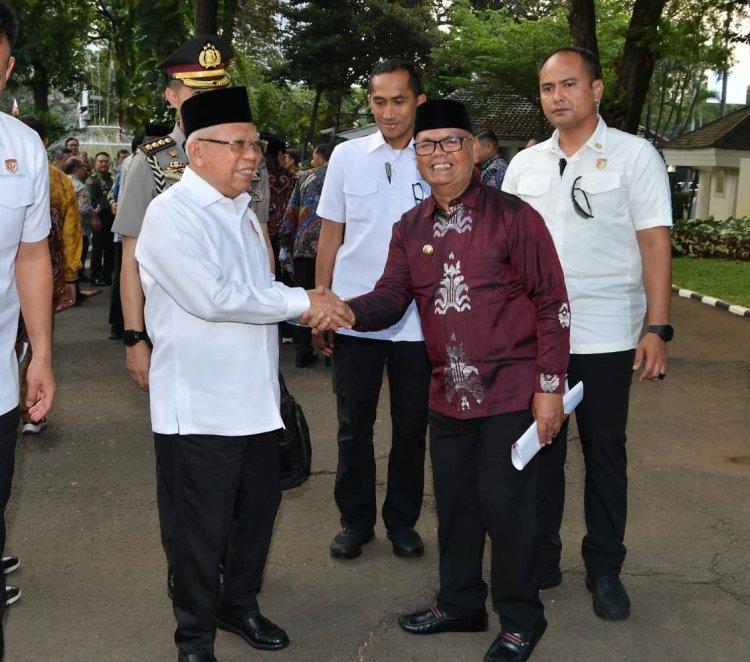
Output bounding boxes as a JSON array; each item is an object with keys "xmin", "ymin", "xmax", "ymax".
[{"xmin": 0, "ymin": 1, "xmax": 676, "ymax": 660}]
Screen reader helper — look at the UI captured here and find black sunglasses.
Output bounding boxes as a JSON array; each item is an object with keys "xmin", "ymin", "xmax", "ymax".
[{"xmin": 571, "ymin": 176, "xmax": 594, "ymax": 220}]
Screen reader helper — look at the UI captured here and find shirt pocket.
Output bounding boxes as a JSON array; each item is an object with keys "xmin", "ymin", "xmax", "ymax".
[
  {"xmin": 516, "ymin": 176, "xmax": 553, "ymax": 198},
  {"xmin": 575, "ymin": 172, "xmax": 624, "ymax": 218},
  {"xmin": 342, "ymin": 180, "xmax": 378, "ymax": 222},
  {"xmin": 0, "ymin": 180, "xmax": 34, "ymax": 248}
]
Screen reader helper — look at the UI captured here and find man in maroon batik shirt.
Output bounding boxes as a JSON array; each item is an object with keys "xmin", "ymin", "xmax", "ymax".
[{"xmin": 322, "ymin": 100, "xmax": 570, "ymax": 662}]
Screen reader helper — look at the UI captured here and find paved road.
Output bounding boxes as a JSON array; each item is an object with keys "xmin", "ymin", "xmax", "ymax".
[{"xmin": 3, "ymin": 290, "xmax": 749, "ymax": 661}]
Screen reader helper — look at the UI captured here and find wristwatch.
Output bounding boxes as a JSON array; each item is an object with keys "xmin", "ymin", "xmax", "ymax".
[
  {"xmin": 647, "ymin": 324, "xmax": 674, "ymax": 342},
  {"xmin": 122, "ymin": 330, "xmax": 149, "ymax": 347}
]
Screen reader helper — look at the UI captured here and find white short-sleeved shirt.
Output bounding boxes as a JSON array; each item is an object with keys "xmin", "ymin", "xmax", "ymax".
[
  {"xmin": 0, "ymin": 112, "xmax": 51, "ymax": 414},
  {"xmin": 317, "ymin": 130, "xmax": 430, "ymax": 341},
  {"xmin": 135, "ymin": 167, "xmax": 309, "ymax": 436},
  {"xmin": 502, "ymin": 120, "xmax": 672, "ymax": 354}
]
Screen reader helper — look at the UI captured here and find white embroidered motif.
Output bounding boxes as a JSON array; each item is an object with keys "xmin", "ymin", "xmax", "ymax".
[
  {"xmin": 445, "ymin": 340, "xmax": 485, "ymax": 411},
  {"xmin": 558, "ymin": 303, "xmax": 570, "ymax": 328},
  {"xmin": 433, "ymin": 202, "xmax": 473, "ymax": 237},
  {"xmin": 434, "ymin": 253, "xmax": 471, "ymax": 315},
  {"xmin": 540, "ymin": 374, "xmax": 560, "ymax": 393}
]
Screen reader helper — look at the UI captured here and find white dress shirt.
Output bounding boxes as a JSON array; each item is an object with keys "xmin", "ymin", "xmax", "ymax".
[
  {"xmin": 317, "ymin": 130, "xmax": 430, "ymax": 341},
  {"xmin": 503, "ymin": 119, "xmax": 672, "ymax": 354},
  {"xmin": 135, "ymin": 167, "xmax": 309, "ymax": 436},
  {"xmin": 0, "ymin": 112, "xmax": 50, "ymax": 414}
]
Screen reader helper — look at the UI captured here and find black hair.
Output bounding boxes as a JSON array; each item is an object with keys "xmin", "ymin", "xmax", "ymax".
[
  {"xmin": 131, "ymin": 134, "xmax": 145, "ymax": 152},
  {"xmin": 0, "ymin": 0, "xmax": 18, "ymax": 49},
  {"xmin": 63, "ymin": 157, "xmax": 84, "ymax": 175},
  {"xmin": 369, "ymin": 59, "xmax": 423, "ymax": 97},
  {"xmin": 94, "ymin": 151, "xmax": 111, "ymax": 161},
  {"xmin": 55, "ymin": 147, "xmax": 73, "ymax": 160},
  {"xmin": 65, "ymin": 136, "xmax": 79, "ymax": 146},
  {"xmin": 473, "ymin": 128, "xmax": 498, "ymax": 147},
  {"xmin": 116, "ymin": 148, "xmax": 130, "ymax": 159},
  {"xmin": 286, "ymin": 150, "xmax": 300, "ymax": 167},
  {"xmin": 314, "ymin": 143, "xmax": 334, "ymax": 162},
  {"xmin": 18, "ymin": 115, "xmax": 47, "ymax": 141},
  {"xmin": 539, "ymin": 46, "xmax": 602, "ymax": 81}
]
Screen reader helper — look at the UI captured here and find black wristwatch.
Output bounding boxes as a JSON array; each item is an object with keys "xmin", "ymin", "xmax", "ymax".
[
  {"xmin": 647, "ymin": 324, "xmax": 674, "ymax": 342},
  {"xmin": 122, "ymin": 330, "xmax": 149, "ymax": 347}
]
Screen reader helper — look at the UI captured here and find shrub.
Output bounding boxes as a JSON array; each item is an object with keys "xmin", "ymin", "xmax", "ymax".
[{"xmin": 671, "ymin": 217, "xmax": 750, "ymax": 261}]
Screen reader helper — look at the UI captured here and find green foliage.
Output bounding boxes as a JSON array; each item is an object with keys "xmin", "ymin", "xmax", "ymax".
[
  {"xmin": 671, "ymin": 217, "xmax": 750, "ymax": 261},
  {"xmin": 672, "ymin": 256, "xmax": 750, "ymax": 307}
]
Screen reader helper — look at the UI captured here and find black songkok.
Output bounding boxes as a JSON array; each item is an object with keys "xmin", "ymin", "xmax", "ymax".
[
  {"xmin": 181, "ymin": 87, "xmax": 254, "ymax": 138},
  {"xmin": 414, "ymin": 99, "xmax": 473, "ymax": 137}
]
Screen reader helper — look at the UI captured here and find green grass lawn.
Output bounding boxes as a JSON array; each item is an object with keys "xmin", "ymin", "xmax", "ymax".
[{"xmin": 672, "ymin": 257, "xmax": 750, "ymax": 308}]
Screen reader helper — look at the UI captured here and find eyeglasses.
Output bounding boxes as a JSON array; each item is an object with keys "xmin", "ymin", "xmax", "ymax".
[
  {"xmin": 414, "ymin": 135, "xmax": 472, "ymax": 156},
  {"xmin": 196, "ymin": 138, "xmax": 267, "ymax": 155},
  {"xmin": 571, "ymin": 175, "xmax": 594, "ymax": 219},
  {"xmin": 412, "ymin": 182, "xmax": 425, "ymax": 205}
]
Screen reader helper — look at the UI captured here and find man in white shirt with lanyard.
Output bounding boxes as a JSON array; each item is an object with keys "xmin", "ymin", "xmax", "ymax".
[
  {"xmin": 503, "ymin": 46, "xmax": 672, "ymax": 623},
  {"xmin": 315, "ymin": 59, "xmax": 432, "ymax": 560},
  {"xmin": 0, "ymin": 3, "xmax": 56, "ymax": 657}
]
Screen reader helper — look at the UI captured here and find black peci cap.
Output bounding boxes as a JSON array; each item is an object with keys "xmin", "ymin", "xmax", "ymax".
[
  {"xmin": 181, "ymin": 86, "xmax": 254, "ymax": 138},
  {"xmin": 414, "ymin": 99, "xmax": 473, "ymax": 137},
  {"xmin": 159, "ymin": 34, "xmax": 233, "ymax": 89}
]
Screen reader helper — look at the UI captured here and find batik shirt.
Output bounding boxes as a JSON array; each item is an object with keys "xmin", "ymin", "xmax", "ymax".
[
  {"xmin": 279, "ymin": 164, "xmax": 327, "ymax": 266},
  {"xmin": 348, "ymin": 178, "xmax": 570, "ymax": 419},
  {"xmin": 479, "ymin": 153, "xmax": 508, "ymax": 189}
]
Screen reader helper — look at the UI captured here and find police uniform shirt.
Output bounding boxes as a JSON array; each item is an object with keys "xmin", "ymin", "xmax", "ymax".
[
  {"xmin": 502, "ymin": 119, "xmax": 672, "ymax": 354},
  {"xmin": 0, "ymin": 112, "xmax": 51, "ymax": 413}
]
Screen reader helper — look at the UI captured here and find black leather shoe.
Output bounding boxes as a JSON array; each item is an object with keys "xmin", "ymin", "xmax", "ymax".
[
  {"xmin": 387, "ymin": 528, "xmax": 424, "ymax": 557},
  {"xmin": 214, "ymin": 610, "xmax": 289, "ymax": 651},
  {"xmin": 484, "ymin": 617, "xmax": 547, "ymax": 661},
  {"xmin": 167, "ymin": 566, "xmax": 175, "ymax": 600},
  {"xmin": 398, "ymin": 604, "xmax": 488, "ymax": 635},
  {"xmin": 537, "ymin": 566, "xmax": 562, "ymax": 590},
  {"xmin": 177, "ymin": 654, "xmax": 216, "ymax": 662},
  {"xmin": 329, "ymin": 528, "xmax": 374, "ymax": 559},
  {"xmin": 586, "ymin": 574, "xmax": 630, "ymax": 620}
]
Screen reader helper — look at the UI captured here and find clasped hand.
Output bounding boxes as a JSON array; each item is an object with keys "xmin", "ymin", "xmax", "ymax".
[{"xmin": 301, "ymin": 286, "xmax": 354, "ymax": 332}]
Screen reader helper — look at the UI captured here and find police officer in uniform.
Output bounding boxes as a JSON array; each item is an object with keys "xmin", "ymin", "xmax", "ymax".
[{"xmin": 113, "ymin": 35, "xmax": 270, "ymax": 599}]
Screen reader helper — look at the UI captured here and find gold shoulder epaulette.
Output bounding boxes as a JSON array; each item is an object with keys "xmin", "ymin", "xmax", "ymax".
[{"xmin": 139, "ymin": 136, "xmax": 176, "ymax": 156}]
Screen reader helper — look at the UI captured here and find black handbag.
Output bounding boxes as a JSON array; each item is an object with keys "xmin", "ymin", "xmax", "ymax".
[{"xmin": 278, "ymin": 372, "xmax": 312, "ymax": 490}]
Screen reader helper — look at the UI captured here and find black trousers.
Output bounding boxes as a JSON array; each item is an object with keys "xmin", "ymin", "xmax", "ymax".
[
  {"xmin": 156, "ymin": 430, "xmax": 281, "ymax": 655},
  {"xmin": 332, "ymin": 336, "xmax": 430, "ymax": 533},
  {"xmin": 430, "ymin": 409, "xmax": 543, "ymax": 633},
  {"xmin": 90, "ymin": 216, "xmax": 114, "ymax": 281},
  {"xmin": 108, "ymin": 242, "xmax": 123, "ymax": 332},
  {"xmin": 291, "ymin": 257, "xmax": 315, "ymax": 363},
  {"xmin": 155, "ymin": 435, "xmax": 176, "ymax": 566},
  {"xmin": 536, "ymin": 350, "xmax": 634, "ymax": 579},
  {"xmin": 0, "ymin": 406, "xmax": 19, "ymax": 625}
]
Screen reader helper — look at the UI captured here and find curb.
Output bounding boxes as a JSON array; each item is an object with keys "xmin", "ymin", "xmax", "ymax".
[{"xmin": 672, "ymin": 285, "xmax": 750, "ymax": 318}]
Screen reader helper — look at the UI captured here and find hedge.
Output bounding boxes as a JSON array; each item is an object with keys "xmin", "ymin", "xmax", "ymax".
[{"xmin": 670, "ymin": 217, "xmax": 750, "ymax": 261}]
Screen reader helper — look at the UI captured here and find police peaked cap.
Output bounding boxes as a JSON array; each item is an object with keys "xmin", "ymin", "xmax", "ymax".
[
  {"xmin": 181, "ymin": 86, "xmax": 254, "ymax": 138},
  {"xmin": 414, "ymin": 99, "xmax": 473, "ymax": 137},
  {"xmin": 159, "ymin": 34, "xmax": 233, "ymax": 89}
]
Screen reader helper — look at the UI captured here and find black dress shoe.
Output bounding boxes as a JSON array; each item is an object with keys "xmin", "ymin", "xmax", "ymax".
[
  {"xmin": 537, "ymin": 566, "xmax": 562, "ymax": 590},
  {"xmin": 586, "ymin": 574, "xmax": 630, "ymax": 620},
  {"xmin": 398, "ymin": 604, "xmax": 488, "ymax": 635},
  {"xmin": 177, "ymin": 654, "xmax": 216, "ymax": 662},
  {"xmin": 329, "ymin": 528, "xmax": 374, "ymax": 559},
  {"xmin": 387, "ymin": 528, "xmax": 424, "ymax": 557},
  {"xmin": 214, "ymin": 610, "xmax": 289, "ymax": 651},
  {"xmin": 484, "ymin": 617, "xmax": 547, "ymax": 662}
]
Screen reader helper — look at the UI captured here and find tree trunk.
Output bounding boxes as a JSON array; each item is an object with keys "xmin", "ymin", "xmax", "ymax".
[
  {"xmin": 32, "ymin": 66, "xmax": 50, "ymax": 112},
  {"xmin": 610, "ymin": 0, "xmax": 668, "ymax": 134},
  {"xmin": 568, "ymin": 0, "xmax": 599, "ymax": 60},
  {"xmin": 195, "ymin": 0, "xmax": 219, "ymax": 35},
  {"xmin": 303, "ymin": 87, "xmax": 324, "ymax": 162},
  {"xmin": 222, "ymin": 0, "xmax": 239, "ymax": 42}
]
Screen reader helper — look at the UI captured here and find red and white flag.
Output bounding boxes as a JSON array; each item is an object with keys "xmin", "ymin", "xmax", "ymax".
[{"xmin": 11, "ymin": 98, "xmax": 19, "ymax": 116}]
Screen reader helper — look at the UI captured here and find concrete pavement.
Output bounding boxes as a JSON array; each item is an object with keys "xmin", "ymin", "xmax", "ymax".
[{"xmin": 3, "ymin": 290, "xmax": 749, "ymax": 661}]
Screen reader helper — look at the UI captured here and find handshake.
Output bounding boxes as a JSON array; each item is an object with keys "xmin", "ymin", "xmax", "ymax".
[{"xmin": 301, "ymin": 286, "xmax": 355, "ymax": 332}]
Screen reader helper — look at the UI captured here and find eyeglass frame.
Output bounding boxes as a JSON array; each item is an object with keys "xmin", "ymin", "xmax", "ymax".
[
  {"xmin": 414, "ymin": 135, "xmax": 472, "ymax": 157},
  {"xmin": 571, "ymin": 175, "xmax": 594, "ymax": 219},
  {"xmin": 196, "ymin": 138, "xmax": 267, "ymax": 155}
]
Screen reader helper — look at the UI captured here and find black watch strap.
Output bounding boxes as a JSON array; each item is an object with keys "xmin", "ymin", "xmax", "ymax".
[
  {"xmin": 122, "ymin": 329, "xmax": 149, "ymax": 346},
  {"xmin": 647, "ymin": 324, "xmax": 674, "ymax": 342}
]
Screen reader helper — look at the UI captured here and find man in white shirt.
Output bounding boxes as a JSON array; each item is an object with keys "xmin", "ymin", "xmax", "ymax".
[
  {"xmin": 315, "ymin": 59, "xmax": 432, "ymax": 560},
  {"xmin": 135, "ymin": 87, "xmax": 350, "ymax": 662},
  {"xmin": 0, "ymin": 3, "xmax": 56, "ymax": 657},
  {"xmin": 503, "ymin": 47, "xmax": 673, "ymax": 623}
]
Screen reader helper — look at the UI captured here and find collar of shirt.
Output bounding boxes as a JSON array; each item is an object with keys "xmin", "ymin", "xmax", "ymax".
[
  {"xmin": 363, "ymin": 129, "xmax": 416, "ymax": 156},
  {"xmin": 548, "ymin": 118, "xmax": 609, "ymax": 160},
  {"xmin": 420, "ymin": 175, "xmax": 482, "ymax": 218},
  {"xmin": 181, "ymin": 166, "xmax": 253, "ymax": 221}
]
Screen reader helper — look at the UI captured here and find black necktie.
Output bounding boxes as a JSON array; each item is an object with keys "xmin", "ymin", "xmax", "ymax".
[{"xmin": 559, "ymin": 158, "xmax": 567, "ymax": 177}]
